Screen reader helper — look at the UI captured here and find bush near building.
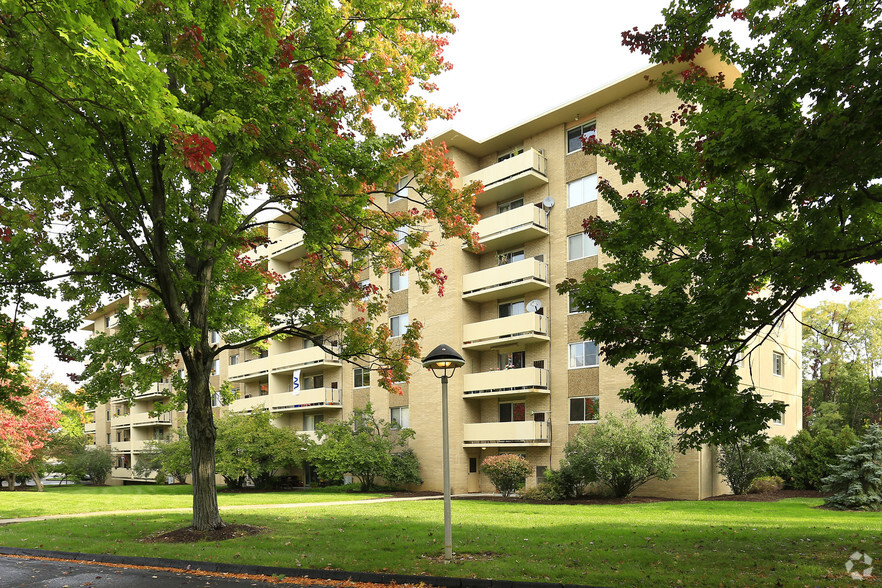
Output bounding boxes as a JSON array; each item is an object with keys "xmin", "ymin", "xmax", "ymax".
[
  {"xmin": 565, "ymin": 410, "xmax": 677, "ymax": 498},
  {"xmin": 481, "ymin": 454, "xmax": 531, "ymax": 497},
  {"xmin": 788, "ymin": 427, "xmax": 858, "ymax": 490},
  {"xmin": 308, "ymin": 405, "xmax": 419, "ymax": 492}
]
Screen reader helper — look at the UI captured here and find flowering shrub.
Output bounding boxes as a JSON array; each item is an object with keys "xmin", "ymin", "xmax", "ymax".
[{"xmin": 481, "ymin": 454, "xmax": 531, "ymax": 497}]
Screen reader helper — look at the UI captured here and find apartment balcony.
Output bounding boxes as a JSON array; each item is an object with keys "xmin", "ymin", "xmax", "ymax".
[
  {"xmin": 83, "ymin": 405, "xmax": 95, "ymax": 414},
  {"xmin": 270, "ymin": 228, "xmax": 306, "ymax": 262},
  {"xmin": 228, "ymin": 356, "xmax": 271, "ymax": 382},
  {"xmin": 110, "ymin": 414, "xmax": 131, "ymax": 429},
  {"xmin": 111, "ymin": 467, "xmax": 133, "ymax": 479},
  {"xmin": 134, "ymin": 382, "xmax": 172, "ymax": 400},
  {"xmin": 110, "ymin": 441, "xmax": 131, "ymax": 452},
  {"xmin": 271, "ymin": 388, "xmax": 342, "ymax": 413},
  {"xmin": 84, "ymin": 422, "xmax": 96, "ymax": 434},
  {"xmin": 462, "ymin": 313, "xmax": 549, "ymax": 351},
  {"xmin": 464, "ymin": 149, "xmax": 548, "ymax": 207},
  {"xmin": 462, "ymin": 421, "xmax": 550, "ymax": 447},
  {"xmin": 130, "ymin": 439, "xmax": 159, "ymax": 452},
  {"xmin": 463, "ymin": 367, "xmax": 549, "ymax": 398},
  {"xmin": 470, "ymin": 205, "xmax": 548, "ymax": 252},
  {"xmin": 229, "ymin": 394, "xmax": 272, "ymax": 413},
  {"xmin": 271, "ymin": 346, "xmax": 341, "ymax": 374},
  {"xmin": 462, "ymin": 258, "xmax": 548, "ymax": 303},
  {"xmin": 130, "ymin": 412, "xmax": 172, "ymax": 427}
]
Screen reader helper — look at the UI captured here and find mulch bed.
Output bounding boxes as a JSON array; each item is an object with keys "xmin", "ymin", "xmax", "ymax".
[
  {"xmin": 143, "ymin": 523, "xmax": 266, "ymax": 543},
  {"xmin": 702, "ymin": 489, "xmax": 828, "ymax": 502},
  {"xmin": 453, "ymin": 494, "xmax": 676, "ymax": 505}
]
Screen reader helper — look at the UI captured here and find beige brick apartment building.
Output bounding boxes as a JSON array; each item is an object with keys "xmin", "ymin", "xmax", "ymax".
[{"xmin": 83, "ymin": 52, "xmax": 803, "ymax": 499}]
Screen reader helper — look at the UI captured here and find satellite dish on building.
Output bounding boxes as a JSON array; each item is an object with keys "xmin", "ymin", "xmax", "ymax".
[
  {"xmin": 542, "ymin": 196, "xmax": 555, "ymax": 210},
  {"xmin": 526, "ymin": 299, "xmax": 543, "ymax": 313}
]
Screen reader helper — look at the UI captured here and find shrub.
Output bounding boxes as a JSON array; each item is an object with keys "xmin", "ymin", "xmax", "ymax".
[
  {"xmin": 542, "ymin": 463, "xmax": 586, "ymax": 499},
  {"xmin": 822, "ymin": 425, "xmax": 882, "ymax": 511},
  {"xmin": 789, "ymin": 427, "xmax": 858, "ymax": 489},
  {"xmin": 764, "ymin": 436, "xmax": 794, "ymax": 484},
  {"xmin": 749, "ymin": 475, "xmax": 785, "ymax": 494},
  {"xmin": 385, "ymin": 449, "xmax": 421, "ymax": 490},
  {"xmin": 717, "ymin": 439, "xmax": 773, "ymax": 495},
  {"xmin": 481, "ymin": 454, "xmax": 531, "ymax": 497},
  {"xmin": 519, "ymin": 484, "xmax": 554, "ymax": 501},
  {"xmin": 564, "ymin": 409, "xmax": 677, "ymax": 498}
]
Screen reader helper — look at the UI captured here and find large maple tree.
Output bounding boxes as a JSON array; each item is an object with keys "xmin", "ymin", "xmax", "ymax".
[
  {"xmin": 0, "ymin": 0, "xmax": 479, "ymax": 529},
  {"xmin": 561, "ymin": 0, "xmax": 881, "ymax": 448},
  {"xmin": 0, "ymin": 389, "xmax": 60, "ymax": 491}
]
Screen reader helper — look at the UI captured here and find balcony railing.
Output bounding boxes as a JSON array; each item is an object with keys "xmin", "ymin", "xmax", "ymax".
[
  {"xmin": 111, "ymin": 467, "xmax": 133, "ymax": 479},
  {"xmin": 463, "ymin": 367, "xmax": 549, "ymax": 398},
  {"xmin": 110, "ymin": 414, "xmax": 131, "ymax": 428},
  {"xmin": 462, "ymin": 421, "xmax": 549, "ymax": 446},
  {"xmin": 297, "ymin": 430, "xmax": 321, "ymax": 444},
  {"xmin": 230, "ymin": 388, "xmax": 343, "ymax": 414},
  {"xmin": 271, "ymin": 388, "xmax": 343, "ymax": 412},
  {"xmin": 228, "ymin": 356, "xmax": 271, "ymax": 382},
  {"xmin": 470, "ymin": 205, "xmax": 548, "ymax": 251},
  {"xmin": 463, "ymin": 149, "xmax": 548, "ymax": 207},
  {"xmin": 462, "ymin": 313, "xmax": 549, "ymax": 351},
  {"xmin": 130, "ymin": 412, "xmax": 172, "ymax": 427},
  {"xmin": 272, "ymin": 346, "xmax": 341, "ymax": 374},
  {"xmin": 270, "ymin": 228, "xmax": 306, "ymax": 262},
  {"xmin": 84, "ymin": 422, "xmax": 97, "ymax": 434},
  {"xmin": 229, "ymin": 394, "xmax": 273, "ymax": 413},
  {"xmin": 134, "ymin": 382, "xmax": 172, "ymax": 400},
  {"xmin": 110, "ymin": 441, "xmax": 131, "ymax": 452},
  {"xmin": 462, "ymin": 258, "xmax": 548, "ymax": 303}
]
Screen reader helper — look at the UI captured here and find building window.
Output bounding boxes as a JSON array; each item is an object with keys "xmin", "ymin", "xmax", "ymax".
[
  {"xmin": 106, "ymin": 410, "xmax": 110, "ymax": 421},
  {"xmin": 570, "ymin": 396, "xmax": 600, "ymax": 422},
  {"xmin": 569, "ymin": 341, "xmax": 599, "ymax": 368},
  {"xmin": 568, "ymin": 232, "xmax": 598, "ymax": 261},
  {"xmin": 304, "ymin": 413, "xmax": 324, "ymax": 431},
  {"xmin": 394, "ymin": 226, "xmax": 409, "ymax": 246},
  {"xmin": 106, "ymin": 433, "xmax": 111, "ymax": 444},
  {"xmin": 211, "ymin": 359, "xmax": 220, "ymax": 376},
  {"xmin": 567, "ymin": 122, "xmax": 596, "ymax": 153},
  {"xmin": 568, "ymin": 293, "xmax": 584, "ymax": 314},
  {"xmin": 303, "ymin": 374, "xmax": 324, "ymax": 390},
  {"xmin": 229, "ymin": 354, "xmax": 239, "ymax": 366},
  {"xmin": 772, "ymin": 351, "xmax": 784, "ymax": 376},
  {"xmin": 390, "ymin": 406, "xmax": 410, "ymax": 429},
  {"xmin": 772, "ymin": 401, "xmax": 785, "ymax": 426},
  {"xmin": 498, "ymin": 300, "xmax": 525, "ymax": 318},
  {"xmin": 567, "ymin": 174, "xmax": 598, "ymax": 207},
  {"xmin": 497, "ymin": 248, "xmax": 525, "ymax": 266},
  {"xmin": 104, "ymin": 316, "xmax": 111, "ymax": 328},
  {"xmin": 353, "ymin": 367, "xmax": 370, "ymax": 388},
  {"xmin": 359, "ymin": 278, "xmax": 371, "ymax": 301},
  {"xmin": 499, "ymin": 401, "xmax": 526, "ymax": 422},
  {"xmin": 390, "ymin": 270, "xmax": 408, "ymax": 292},
  {"xmin": 390, "ymin": 313, "xmax": 409, "ymax": 338},
  {"xmin": 497, "ymin": 147, "xmax": 524, "ymax": 162},
  {"xmin": 498, "ymin": 197, "xmax": 524, "ymax": 214},
  {"xmin": 498, "ymin": 351, "xmax": 525, "ymax": 370},
  {"xmin": 391, "ymin": 176, "xmax": 408, "ymax": 202},
  {"xmin": 211, "ymin": 391, "xmax": 222, "ymax": 407}
]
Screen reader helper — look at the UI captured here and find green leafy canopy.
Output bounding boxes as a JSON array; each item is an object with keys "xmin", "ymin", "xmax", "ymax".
[{"xmin": 560, "ymin": 0, "xmax": 882, "ymax": 448}]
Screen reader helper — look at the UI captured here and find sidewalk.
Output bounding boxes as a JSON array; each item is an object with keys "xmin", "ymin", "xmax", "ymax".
[{"xmin": 0, "ymin": 493, "xmax": 502, "ymax": 525}]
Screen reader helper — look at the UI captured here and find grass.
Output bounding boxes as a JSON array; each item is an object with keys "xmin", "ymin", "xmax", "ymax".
[
  {"xmin": 0, "ymin": 492, "xmax": 879, "ymax": 586},
  {"xmin": 0, "ymin": 485, "xmax": 387, "ymax": 518}
]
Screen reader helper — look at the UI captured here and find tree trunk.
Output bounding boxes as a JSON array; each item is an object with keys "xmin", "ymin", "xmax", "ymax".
[
  {"xmin": 5, "ymin": 474, "xmax": 13, "ymax": 491},
  {"xmin": 187, "ymin": 363, "xmax": 225, "ymax": 530},
  {"xmin": 27, "ymin": 465, "xmax": 44, "ymax": 492}
]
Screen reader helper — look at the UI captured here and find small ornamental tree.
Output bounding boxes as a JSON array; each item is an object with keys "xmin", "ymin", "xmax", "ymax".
[
  {"xmin": 481, "ymin": 454, "xmax": 531, "ymax": 497},
  {"xmin": 134, "ymin": 425, "xmax": 192, "ymax": 484},
  {"xmin": 565, "ymin": 410, "xmax": 677, "ymax": 498},
  {"xmin": 309, "ymin": 405, "xmax": 417, "ymax": 491},
  {"xmin": 822, "ymin": 425, "xmax": 882, "ymax": 511},
  {"xmin": 717, "ymin": 438, "xmax": 773, "ymax": 495},
  {"xmin": 215, "ymin": 410, "xmax": 308, "ymax": 489},
  {"xmin": 78, "ymin": 446, "xmax": 112, "ymax": 486},
  {"xmin": 0, "ymin": 391, "xmax": 60, "ymax": 491}
]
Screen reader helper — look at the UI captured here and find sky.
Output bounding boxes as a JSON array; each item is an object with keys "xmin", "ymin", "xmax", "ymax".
[{"xmin": 29, "ymin": 0, "xmax": 881, "ymax": 389}]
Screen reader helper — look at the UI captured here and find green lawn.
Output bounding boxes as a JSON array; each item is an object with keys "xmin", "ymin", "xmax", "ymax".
[
  {"xmin": 0, "ymin": 485, "xmax": 387, "ymax": 518},
  {"xmin": 0, "ymin": 494, "xmax": 879, "ymax": 586}
]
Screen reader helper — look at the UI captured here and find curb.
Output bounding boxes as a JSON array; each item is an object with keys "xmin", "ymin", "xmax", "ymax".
[{"xmin": 0, "ymin": 546, "xmax": 608, "ymax": 588}]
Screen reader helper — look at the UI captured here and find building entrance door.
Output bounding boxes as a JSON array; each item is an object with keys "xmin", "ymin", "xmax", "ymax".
[{"xmin": 467, "ymin": 456, "xmax": 480, "ymax": 493}]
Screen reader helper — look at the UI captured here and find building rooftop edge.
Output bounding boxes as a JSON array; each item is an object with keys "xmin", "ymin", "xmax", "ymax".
[{"xmin": 432, "ymin": 50, "xmax": 738, "ymax": 158}]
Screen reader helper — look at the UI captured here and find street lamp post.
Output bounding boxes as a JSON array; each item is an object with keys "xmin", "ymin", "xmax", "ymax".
[{"xmin": 421, "ymin": 343, "xmax": 465, "ymax": 562}]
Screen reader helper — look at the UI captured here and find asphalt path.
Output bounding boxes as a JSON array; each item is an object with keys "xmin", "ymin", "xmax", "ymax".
[{"xmin": 0, "ymin": 554, "xmax": 296, "ymax": 587}]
